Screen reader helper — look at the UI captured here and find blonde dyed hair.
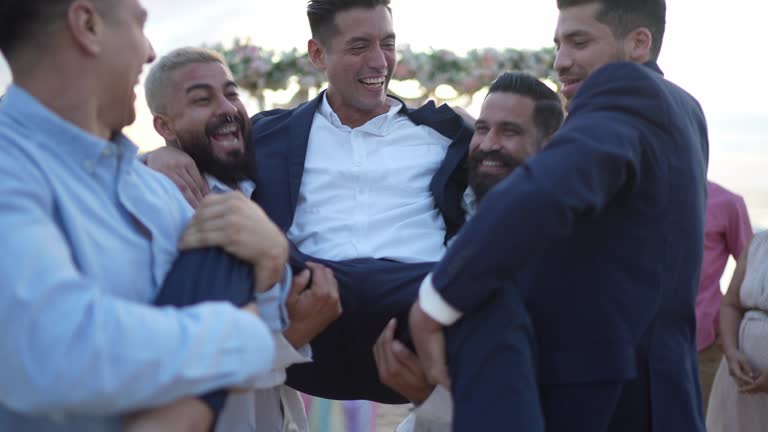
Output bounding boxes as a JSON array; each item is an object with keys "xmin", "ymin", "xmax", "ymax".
[{"xmin": 144, "ymin": 47, "xmax": 228, "ymax": 115}]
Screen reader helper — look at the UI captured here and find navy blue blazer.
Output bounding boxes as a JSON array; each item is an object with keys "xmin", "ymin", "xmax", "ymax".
[
  {"xmin": 247, "ymin": 94, "xmax": 472, "ymax": 403},
  {"xmin": 248, "ymin": 92, "xmax": 471, "ymax": 244},
  {"xmin": 430, "ymin": 62, "xmax": 708, "ymax": 430}
]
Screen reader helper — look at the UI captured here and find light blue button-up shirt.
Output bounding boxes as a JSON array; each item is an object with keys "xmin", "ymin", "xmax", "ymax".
[{"xmin": 0, "ymin": 85, "xmax": 277, "ymax": 431}]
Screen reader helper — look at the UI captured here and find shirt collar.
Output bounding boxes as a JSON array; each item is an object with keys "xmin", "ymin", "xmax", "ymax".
[
  {"xmin": 317, "ymin": 92, "xmax": 403, "ymax": 136},
  {"xmin": 463, "ymin": 187, "xmax": 478, "ymax": 219},
  {"xmin": 0, "ymin": 84, "xmax": 138, "ymax": 165},
  {"xmin": 205, "ymin": 173, "xmax": 256, "ymax": 198}
]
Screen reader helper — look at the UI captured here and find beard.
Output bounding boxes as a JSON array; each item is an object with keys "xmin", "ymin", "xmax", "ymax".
[
  {"xmin": 176, "ymin": 113, "xmax": 255, "ymax": 186},
  {"xmin": 467, "ymin": 150, "xmax": 523, "ymax": 203}
]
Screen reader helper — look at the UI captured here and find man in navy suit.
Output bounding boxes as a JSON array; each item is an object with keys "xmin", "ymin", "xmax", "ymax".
[
  {"xmin": 145, "ymin": 0, "xmax": 471, "ymax": 404},
  {"xmin": 373, "ymin": 71, "xmax": 565, "ymax": 432},
  {"xmin": 410, "ymin": 1, "xmax": 708, "ymax": 431}
]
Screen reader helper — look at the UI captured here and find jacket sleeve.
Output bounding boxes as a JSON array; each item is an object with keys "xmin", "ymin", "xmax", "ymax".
[{"xmin": 431, "ymin": 63, "xmax": 662, "ymax": 314}]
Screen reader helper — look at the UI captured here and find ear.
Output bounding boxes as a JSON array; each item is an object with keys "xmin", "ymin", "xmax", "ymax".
[
  {"xmin": 308, "ymin": 38, "xmax": 327, "ymax": 71},
  {"xmin": 153, "ymin": 115, "xmax": 178, "ymax": 144},
  {"xmin": 67, "ymin": 0, "xmax": 105, "ymax": 56},
  {"xmin": 625, "ymin": 27, "xmax": 653, "ymax": 63}
]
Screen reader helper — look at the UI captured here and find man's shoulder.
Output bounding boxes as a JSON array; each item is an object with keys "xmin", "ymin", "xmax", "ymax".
[
  {"xmin": 570, "ymin": 62, "xmax": 704, "ymax": 131},
  {"xmin": 576, "ymin": 62, "xmax": 662, "ymax": 104},
  {"xmin": 403, "ymin": 100, "xmax": 473, "ymax": 141},
  {"xmin": 250, "ymin": 97, "xmax": 321, "ymax": 131},
  {"xmin": 707, "ymin": 181, "xmax": 746, "ymax": 207},
  {"xmin": 0, "ymin": 117, "xmax": 49, "ymax": 174}
]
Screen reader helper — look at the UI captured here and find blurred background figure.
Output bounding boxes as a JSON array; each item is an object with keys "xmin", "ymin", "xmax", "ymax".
[
  {"xmin": 706, "ymin": 227, "xmax": 768, "ymax": 431},
  {"xmin": 697, "ymin": 181, "xmax": 753, "ymax": 413}
]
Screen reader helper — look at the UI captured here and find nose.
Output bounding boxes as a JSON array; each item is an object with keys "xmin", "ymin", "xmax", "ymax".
[
  {"xmin": 366, "ymin": 45, "xmax": 387, "ymax": 71},
  {"xmin": 215, "ymin": 94, "xmax": 239, "ymax": 117},
  {"xmin": 553, "ymin": 47, "xmax": 571, "ymax": 74},
  {"xmin": 477, "ymin": 131, "xmax": 502, "ymax": 152},
  {"xmin": 145, "ymin": 39, "xmax": 156, "ymax": 64}
]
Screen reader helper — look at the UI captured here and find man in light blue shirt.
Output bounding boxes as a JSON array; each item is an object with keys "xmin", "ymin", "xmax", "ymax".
[{"xmin": 0, "ymin": 0, "xmax": 292, "ymax": 430}]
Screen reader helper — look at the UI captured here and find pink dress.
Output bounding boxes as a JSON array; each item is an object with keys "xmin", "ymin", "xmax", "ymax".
[{"xmin": 707, "ymin": 232, "xmax": 768, "ymax": 431}]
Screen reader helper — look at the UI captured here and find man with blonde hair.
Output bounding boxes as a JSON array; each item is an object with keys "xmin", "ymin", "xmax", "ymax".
[{"xmin": 136, "ymin": 46, "xmax": 343, "ymax": 432}]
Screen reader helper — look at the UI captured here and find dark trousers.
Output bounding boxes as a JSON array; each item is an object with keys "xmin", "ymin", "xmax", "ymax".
[
  {"xmin": 154, "ymin": 247, "xmax": 545, "ymax": 431},
  {"xmin": 154, "ymin": 248, "xmax": 254, "ymax": 419},
  {"xmin": 447, "ymin": 284, "xmax": 544, "ymax": 432},
  {"xmin": 540, "ymin": 356, "xmax": 652, "ymax": 432}
]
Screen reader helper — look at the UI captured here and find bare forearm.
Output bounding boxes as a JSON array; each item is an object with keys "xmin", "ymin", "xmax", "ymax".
[
  {"xmin": 720, "ymin": 303, "xmax": 745, "ymax": 355},
  {"xmin": 123, "ymin": 398, "xmax": 213, "ymax": 432}
]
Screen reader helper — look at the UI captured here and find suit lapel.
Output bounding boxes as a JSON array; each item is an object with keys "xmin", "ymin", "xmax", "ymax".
[
  {"xmin": 406, "ymin": 101, "xmax": 471, "ymax": 243},
  {"xmin": 285, "ymin": 93, "xmax": 324, "ymax": 225}
]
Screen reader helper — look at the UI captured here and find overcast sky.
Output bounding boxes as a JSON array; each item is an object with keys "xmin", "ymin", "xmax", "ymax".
[{"xmin": 1, "ymin": 0, "xmax": 766, "ymax": 221}]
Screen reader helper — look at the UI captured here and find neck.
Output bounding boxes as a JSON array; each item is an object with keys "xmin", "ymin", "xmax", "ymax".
[
  {"xmin": 326, "ymin": 92, "xmax": 390, "ymax": 129},
  {"xmin": 12, "ymin": 59, "xmax": 112, "ymax": 140}
]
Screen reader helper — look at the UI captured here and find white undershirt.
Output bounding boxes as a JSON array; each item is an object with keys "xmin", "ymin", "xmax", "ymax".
[{"xmin": 287, "ymin": 95, "xmax": 452, "ymax": 263}]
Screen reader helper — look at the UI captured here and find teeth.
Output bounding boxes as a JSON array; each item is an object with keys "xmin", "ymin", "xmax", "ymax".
[
  {"xmin": 361, "ymin": 77, "xmax": 385, "ymax": 85},
  {"xmin": 213, "ymin": 136, "xmax": 240, "ymax": 147},
  {"xmin": 482, "ymin": 160, "xmax": 502, "ymax": 167},
  {"xmin": 215, "ymin": 124, "xmax": 238, "ymax": 135}
]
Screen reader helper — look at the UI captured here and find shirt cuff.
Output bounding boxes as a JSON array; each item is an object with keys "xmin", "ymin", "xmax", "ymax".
[
  {"xmin": 252, "ymin": 332, "xmax": 312, "ymax": 389},
  {"xmin": 254, "ymin": 264, "xmax": 292, "ymax": 332},
  {"xmin": 418, "ymin": 273, "xmax": 462, "ymax": 326},
  {"xmin": 414, "ymin": 385, "xmax": 453, "ymax": 423}
]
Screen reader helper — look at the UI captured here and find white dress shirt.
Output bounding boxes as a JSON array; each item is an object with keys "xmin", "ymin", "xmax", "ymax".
[
  {"xmin": 287, "ymin": 95, "xmax": 452, "ymax": 263},
  {"xmin": 206, "ymin": 175, "xmax": 312, "ymax": 432},
  {"xmin": 396, "ymin": 385, "xmax": 453, "ymax": 432}
]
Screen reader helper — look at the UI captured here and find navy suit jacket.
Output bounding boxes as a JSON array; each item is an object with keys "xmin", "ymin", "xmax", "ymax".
[
  {"xmin": 247, "ymin": 93, "xmax": 472, "ymax": 402},
  {"xmin": 249, "ymin": 92, "xmax": 471, "ymax": 244},
  {"xmin": 430, "ymin": 62, "xmax": 708, "ymax": 430}
]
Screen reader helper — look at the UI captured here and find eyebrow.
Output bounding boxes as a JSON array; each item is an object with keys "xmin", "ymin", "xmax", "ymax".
[
  {"xmin": 500, "ymin": 121, "xmax": 524, "ymax": 131},
  {"xmin": 555, "ymin": 29, "xmax": 592, "ymax": 44},
  {"xmin": 185, "ymin": 80, "xmax": 239, "ymax": 95},
  {"xmin": 185, "ymin": 83, "xmax": 214, "ymax": 94},
  {"xmin": 475, "ymin": 119, "xmax": 525, "ymax": 131},
  {"xmin": 346, "ymin": 32, "xmax": 396, "ymax": 45}
]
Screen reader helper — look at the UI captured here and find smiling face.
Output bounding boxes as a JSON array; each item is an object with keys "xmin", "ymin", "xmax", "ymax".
[
  {"xmin": 308, "ymin": 5, "xmax": 396, "ymax": 127},
  {"xmin": 159, "ymin": 61, "xmax": 253, "ymax": 184},
  {"xmin": 468, "ymin": 91, "xmax": 543, "ymax": 201},
  {"xmin": 100, "ymin": 0, "xmax": 155, "ymax": 130},
  {"xmin": 553, "ymin": 2, "xmax": 629, "ymax": 101}
]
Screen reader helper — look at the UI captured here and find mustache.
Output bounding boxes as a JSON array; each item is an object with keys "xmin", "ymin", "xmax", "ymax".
[
  {"xmin": 204, "ymin": 113, "xmax": 246, "ymax": 137},
  {"xmin": 468, "ymin": 150, "xmax": 522, "ymax": 172}
]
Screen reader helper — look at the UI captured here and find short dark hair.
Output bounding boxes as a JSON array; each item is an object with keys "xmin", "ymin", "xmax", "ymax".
[
  {"xmin": 307, "ymin": 0, "xmax": 391, "ymax": 45},
  {"xmin": 487, "ymin": 72, "xmax": 564, "ymax": 142},
  {"xmin": 0, "ymin": 1, "xmax": 69, "ymax": 58},
  {"xmin": 557, "ymin": 0, "xmax": 666, "ymax": 60}
]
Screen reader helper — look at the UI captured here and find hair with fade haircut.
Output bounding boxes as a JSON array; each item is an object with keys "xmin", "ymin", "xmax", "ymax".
[
  {"xmin": 144, "ymin": 47, "xmax": 229, "ymax": 115},
  {"xmin": 487, "ymin": 72, "xmax": 564, "ymax": 145},
  {"xmin": 0, "ymin": 0, "xmax": 116, "ymax": 61},
  {"xmin": 557, "ymin": 0, "xmax": 666, "ymax": 60},
  {"xmin": 307, "ymin": 0, "xmax": 391, "ymax": 45}
]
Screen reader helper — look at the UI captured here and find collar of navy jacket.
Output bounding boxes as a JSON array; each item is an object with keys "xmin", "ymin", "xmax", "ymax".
[{"xmin": 248, "ymin": 91, "xmax": 472, "ymax": 245}]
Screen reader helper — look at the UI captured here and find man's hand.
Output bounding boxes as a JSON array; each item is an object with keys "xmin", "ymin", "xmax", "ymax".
[
  {"xmin": 373, "ymin": 318, "xmax": 435, "ymax": 404},
  {"xmin": 145, "ymin": 146, "xmax": 209, "ymax": 209},
  {"xmin": 179, "ymin": 192, "xmax": 288, "ymax": 292},
  {"xmin": 123, "ymin": 398, "xmax": 212, "ymax": 432},
  {"xmin": 283, "ymin": 262, "xmax": 342, "ymax": 348},
  {"xmin": 725, "ymin": 348, "xmax": 756, "ymax": 388},
  {"xmin": 409, "ymin": 301, "xmax": 451, "ymax": 390}
]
